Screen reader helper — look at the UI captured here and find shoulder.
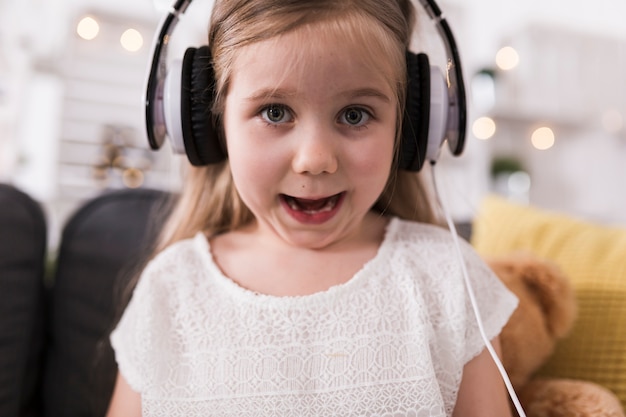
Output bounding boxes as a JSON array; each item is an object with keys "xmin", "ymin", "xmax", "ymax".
[
  {"xmin": 121, "ymin": 233, "xmax": 215, "ymax": 318},
  {"xmin": 111, "ymin": 233, "xmax": 215, "ymax": 392},
  {"xmin": 388, "ymin": 217, "xmax": 453, "ymax": 241},
  {"xmin": 384, "ymin": 217, "xmax": 472, "ymax": 262},
  {"xmin": 378, "ymin": 218, "xmax": 476, "ymax": 296},
  {"xmin": 383, "ymin": 217, "xmax": 517, "ymax": 317},
  {"xmin": 385, "ymin": 217, "xmax": 518, "ymax": 362},
  {"xmin": 148, "ymin": 233, "xmax": 209, "ymax": 270},
  {"xmin": 139, "ymin": 233, "xmax": 211, "ymax": 288}
]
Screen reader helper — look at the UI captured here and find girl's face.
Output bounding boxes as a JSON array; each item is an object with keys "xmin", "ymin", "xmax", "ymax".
[{"xmin": 222, "ymin": 25, "xmax": 398, "ymax": 250}]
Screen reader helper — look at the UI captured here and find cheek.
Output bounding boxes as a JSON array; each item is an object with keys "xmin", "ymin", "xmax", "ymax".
[
  {"xmin": 224, "ymin": 122, "xmax": 290, "ymax": 182},
  {"xmin": 227, "ymin": 143, "xmax": 266, "ymax": 195},
  {"xmin": 353, "ymin": 108, "xmax": 398, "ymax": 174},
  {"xmin": 351, "ymin": 134, "xmax": 396, "ymax": 176},
  {"xmin": 222, "ymin": 115, "xmax": 258, "ymax": 200},
  {"xmin": 226, "ymin": 132, "xmax": 286, "ymax": 185},
  {"xmin": 227, "ymin": 156, "xmax": 268, "ymax": 214},
  {"xmin": 224, "ymin": 128, "xmax": 285, "ymax": 207},
  {"xmin": 223, "ymin": 110, "xmax": 260, "ymax": 171}
]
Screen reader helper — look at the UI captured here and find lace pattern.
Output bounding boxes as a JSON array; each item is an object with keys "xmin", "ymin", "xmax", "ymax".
[{"xmin": 111, "ymin": 218, "xmax": 518, "ymax": 416}]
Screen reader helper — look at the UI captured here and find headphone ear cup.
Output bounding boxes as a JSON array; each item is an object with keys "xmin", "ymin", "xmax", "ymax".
[
  {"xmin": 180, "ymin": 46, "xmax": 226, "ymax": 166},
  {"xmin": 400, "ymin": 52, "xmax": 431, "ymax": 172}
]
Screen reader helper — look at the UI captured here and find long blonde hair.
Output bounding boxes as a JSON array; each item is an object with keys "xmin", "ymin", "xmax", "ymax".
[{"xmin": 156, "ymin": 0, "xmax": 439, "ymax": 253}]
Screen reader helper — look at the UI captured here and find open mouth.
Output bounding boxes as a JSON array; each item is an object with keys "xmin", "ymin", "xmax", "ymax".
[{"xmin": 280, "ymin": 192, "xmax": 344, "ymax": 215}]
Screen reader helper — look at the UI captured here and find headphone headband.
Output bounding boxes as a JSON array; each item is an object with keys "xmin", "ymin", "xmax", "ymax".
[
  {"xmin": 422, "ymin": 1, "xmax": 467, "ymax": 157},
  {"xmin": 145, "ymin": 0, "xmax": 192, "ymax": 150}
]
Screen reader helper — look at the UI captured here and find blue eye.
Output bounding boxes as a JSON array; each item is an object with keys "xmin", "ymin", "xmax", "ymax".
[
  {"xmin": 262, "ymin": 105, "xmax": 291, "ymax": 124},
  {"xmin": 341, "ymin": 107, "xmax": 370, "ymax": 126}
]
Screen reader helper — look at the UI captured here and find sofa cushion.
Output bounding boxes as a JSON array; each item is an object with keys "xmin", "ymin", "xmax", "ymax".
[
  {"xmin": 0, "ymin": 184, "xmax": 47, "ymax": 417},
  {"xmin": 471, "ymin": 195, "xmax": 626, "ymax": 409},
  {"xmin": 42, "ymin": 188, "xmax": 171, "ymax": 417}
]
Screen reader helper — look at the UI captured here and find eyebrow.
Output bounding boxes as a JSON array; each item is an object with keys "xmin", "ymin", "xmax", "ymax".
[
  {"xmin": 344, "ymin": 88, "xmax": 391, "ymax": 103},
  {"xmin": 245, "ymin": 87, "xmax": 391, "ymax": 103},
  {"xmin": 245, "ymin": 88, "xmax": 298, "ymax": 102}
]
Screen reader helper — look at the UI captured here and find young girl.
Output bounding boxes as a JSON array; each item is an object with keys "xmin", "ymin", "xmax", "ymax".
[{"xmin": 107, "ymin": 0, "xmax": 518, "ymax": 416}]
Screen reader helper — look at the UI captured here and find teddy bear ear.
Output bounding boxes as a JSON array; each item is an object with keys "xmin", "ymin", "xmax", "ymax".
[{"xmin": 519, "ymin": 257, "xmax": 578, "ymax": 339}]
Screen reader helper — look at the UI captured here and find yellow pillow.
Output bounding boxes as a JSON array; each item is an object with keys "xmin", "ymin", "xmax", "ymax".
[{"xmin": 472, "ymin": 195, "xmax": 626, "ymax": 408}]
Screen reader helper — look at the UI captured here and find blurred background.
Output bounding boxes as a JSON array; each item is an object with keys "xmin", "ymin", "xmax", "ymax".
[{"xmin": 1, "ymin": 0, "xmax": 625, "ymax": 249}]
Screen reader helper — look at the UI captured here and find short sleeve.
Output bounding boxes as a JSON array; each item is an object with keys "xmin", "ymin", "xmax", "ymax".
[
  {"xmin": 458, "ymin": 238, "xmax": 519, "ymax": 363},
  {"xmin": 385, "ymin": 218, "xmax": 519, "ymax": 413},
  {"xmin": 110, "ymin": 260, "xmax": 175, "ymax": 393}
]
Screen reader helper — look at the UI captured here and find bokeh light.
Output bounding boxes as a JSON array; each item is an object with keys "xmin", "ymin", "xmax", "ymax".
[
  {"xmin": 77, "ymin": 16, "xmax": 100, "ymax": 41},
  {"xmin": 496, "ymin": 46, "xmax": 520, "ymax": 71},
  {"xmin": 531, "ymin": 127, "xmax": 555, "ymax": 150},
  {"xmin": 472, "ymin": 116, "xmax": 497, "ymax": 140},
  {"xmin": 120, "ymin": 28, "xmax": 144, "ymax": 52}
]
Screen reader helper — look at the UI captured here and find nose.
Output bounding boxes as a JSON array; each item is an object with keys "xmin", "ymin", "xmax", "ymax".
[{"xmin": 291, "ymin": 124, "xmax": 338, "ymax": 175}]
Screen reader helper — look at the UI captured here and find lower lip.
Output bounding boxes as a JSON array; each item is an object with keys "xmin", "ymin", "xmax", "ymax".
[{"xmin": 280, "ymin": 193, "xmax": 345, "ymax": 225}]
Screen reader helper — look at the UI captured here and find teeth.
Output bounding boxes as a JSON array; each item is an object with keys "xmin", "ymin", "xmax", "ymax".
[
  {"xmin": 285, "ymin": 194, "xmax": 340, "ymax": 214},
  {"xmin": 287, "ymin": 197, "xmax": 299, "ymax": 211},
  {"xmin": 307, "ymin": 198, "xmax": 334, "ymax": 214}
]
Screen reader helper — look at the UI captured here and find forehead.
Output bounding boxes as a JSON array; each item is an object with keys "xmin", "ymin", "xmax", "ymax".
[{"xmin": 229, "ymin": 16, "xmax": 402, "ymax": 95}]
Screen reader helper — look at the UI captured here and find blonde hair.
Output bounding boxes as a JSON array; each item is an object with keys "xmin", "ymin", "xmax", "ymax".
[{"xmin": 156, "ymin": 0, "xmax": 439, "ymax": 253}]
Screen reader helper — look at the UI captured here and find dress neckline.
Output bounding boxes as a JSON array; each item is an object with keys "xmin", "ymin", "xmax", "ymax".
[{"xmin": 191, "ymin": 217, "xmax": 400, "ymax": 308}]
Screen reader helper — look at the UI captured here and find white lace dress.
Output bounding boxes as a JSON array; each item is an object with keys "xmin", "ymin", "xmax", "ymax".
[{"xmin": 111, "ymin": 217, "xmax": 518, "ymax": 416}]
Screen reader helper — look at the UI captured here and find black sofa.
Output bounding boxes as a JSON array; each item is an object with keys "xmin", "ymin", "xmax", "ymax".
[{"xmin": 0, "ymin": 184, "xmax": 171, "ymax": 417}]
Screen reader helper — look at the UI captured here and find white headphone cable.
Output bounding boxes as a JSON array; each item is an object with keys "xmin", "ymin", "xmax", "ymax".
[{"xmin": 430, "ymin": 162, "xmax": 527, "ymax": 417}]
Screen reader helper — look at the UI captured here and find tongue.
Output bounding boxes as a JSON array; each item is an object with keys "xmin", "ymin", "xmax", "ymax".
[{"xmin": 296, "ymin": 197, "xmax": 329, "ymax": 211}]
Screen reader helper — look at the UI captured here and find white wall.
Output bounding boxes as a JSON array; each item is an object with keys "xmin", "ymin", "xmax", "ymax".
[
  {"xmin": 445, "ymin": 0, "xmax": 626, "ymax": 65},
  {"xmin": 439, "ymin": 0, "xmax": 626, "ymax": 225}
]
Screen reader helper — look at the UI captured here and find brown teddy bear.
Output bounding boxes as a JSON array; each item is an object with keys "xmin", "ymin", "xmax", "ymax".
[{"xmin": 487, "ymin": 254, "xmax": 625, "ymax": 417}]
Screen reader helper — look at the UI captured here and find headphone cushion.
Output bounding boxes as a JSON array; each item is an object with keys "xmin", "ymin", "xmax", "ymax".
[
  {"xmin": 180, "ymin": 46, "xmax": 225, "ymax": 166},
  {"xmin": 400, "ymin": 52, "xmax": 431, "ymax": 171}
]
